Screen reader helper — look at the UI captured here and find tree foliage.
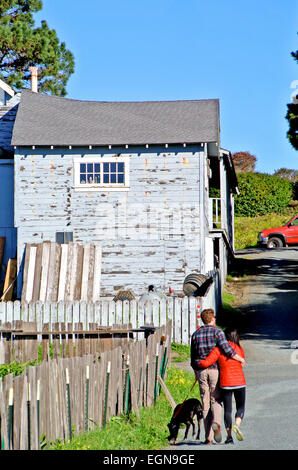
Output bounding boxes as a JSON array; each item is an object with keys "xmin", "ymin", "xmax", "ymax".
[
  {"xmin": 274, "ymin": 168, "xmax": 298, "ymax": 200},
  {"xmin": 0, "ymin": 0, "xmax": 75, "ymax": 96},
  {"xmin": 234, "ymin": 172, "xmax": 293, "ymax": 217},
  {"xmin": 273, "ymin": 167, "xmax": 298, "ymax": 182},
  {"xmin": 231, "ymin": 151, "xmax": 257, "ymax": 173},
  {"xmin": 286, "ymin": 48, "xmax": 298, "ymax": 150}
]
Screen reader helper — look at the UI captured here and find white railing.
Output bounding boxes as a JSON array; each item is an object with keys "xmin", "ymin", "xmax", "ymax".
[{"xmin": 209, "ymin": 198, "xmax": 221, "ymax": 228}]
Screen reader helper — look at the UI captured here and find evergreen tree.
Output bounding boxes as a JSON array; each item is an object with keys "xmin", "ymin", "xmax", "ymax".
[
  {"xmin": 286, "ymin": 49, "xmax": 298, "ymax": 150},
  {"xmin": 0, "ymin": 0, "xmax": 75, "ymax": 96}
]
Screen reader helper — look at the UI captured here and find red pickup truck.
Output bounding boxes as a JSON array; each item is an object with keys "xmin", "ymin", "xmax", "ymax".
[{"xmin": 258, "ymin": 215, "xmax": 298, "ymax": 248}]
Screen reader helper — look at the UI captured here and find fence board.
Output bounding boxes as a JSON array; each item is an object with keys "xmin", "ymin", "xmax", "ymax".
[
  {"xmin": 115, "ymin": 301, "xmax": 122, "ymax": 325},
  {"xmin": 47, "ymin": 242, "xmax": 61, "ymax": 302},
  {"xmin": 32, "ymin": 244, "xmax": 43, "ymax": 302},
  {"xmin": 101, "ymin": 300, "xmax": 108, "ymax": 325},
  {"xmin": 87, "ymin": 245, "xmax": 95, "ymax": 302},
  {"xmin": 6, "ymin": 301, "xmax": 14, "ymax": 323},
  {"xmin": 81, "ymin": 244, "xmax": 90, "ymax": 302},
  {"xmin": 40, "ymin": 242, "xmax": 51, "ymax": 302},
  {"xmin": 0, "ymin": 380, "xmax": 9, "ymax": 449},
  {"xmin": 93, "ymin": 244, "xmax": 102, "ymax": 302},
  {"xmin": 58, "ymin": 244, "xmax": 68, "ymax": 302},
  {"xmin": 28, "ymin": 365, "xmax": 38, "ymax": 450}
]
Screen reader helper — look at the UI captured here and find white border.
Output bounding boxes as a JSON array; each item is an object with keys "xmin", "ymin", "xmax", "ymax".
[{"xmin": 73, "ymin": 155, "xmax": 130, "ymax": 191}]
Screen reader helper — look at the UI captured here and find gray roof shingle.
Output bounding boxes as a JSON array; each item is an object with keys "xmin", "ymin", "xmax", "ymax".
[
  {"xmin": 11, "ymin": 89, "xmax": 220, "ymax": 147},
  {"xmin": 0, "ymin": 105, "xmax": 19, "ymax": 154}
]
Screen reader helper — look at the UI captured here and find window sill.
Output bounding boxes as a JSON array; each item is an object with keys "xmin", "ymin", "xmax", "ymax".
[{"xmin": 74, "ymin": 185, "xmax": 130, "ymax": 192}]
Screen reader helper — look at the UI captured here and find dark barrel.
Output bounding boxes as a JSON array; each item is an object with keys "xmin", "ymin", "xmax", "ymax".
[{"xmin": 183, "ymin": 273, "xmax": 209, "ymax": 297}]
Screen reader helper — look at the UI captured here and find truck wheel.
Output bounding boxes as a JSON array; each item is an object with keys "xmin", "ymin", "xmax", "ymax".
[{"xmin": 267, "ymin": 237, "xmax": 283, "ymax": 249}]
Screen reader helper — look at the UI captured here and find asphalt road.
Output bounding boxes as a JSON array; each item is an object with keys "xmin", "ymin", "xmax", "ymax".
[{"xmin": 168, "ymin": 246, "xmax": 298, "ymax": 452}]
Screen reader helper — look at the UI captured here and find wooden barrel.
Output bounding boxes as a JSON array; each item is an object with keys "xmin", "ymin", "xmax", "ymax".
[
  {"xmin": 183, "ymin": 273, "xmax": 208, "ymax": 296},
  {"xmin": 113, "ymin": 290, "xmax": 135, "ymax": 301}
]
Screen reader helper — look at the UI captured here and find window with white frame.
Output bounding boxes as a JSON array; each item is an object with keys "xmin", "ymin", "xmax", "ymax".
[{"xmin": 74, "ymin": 156, "xmax": 129, "ymax": 191}]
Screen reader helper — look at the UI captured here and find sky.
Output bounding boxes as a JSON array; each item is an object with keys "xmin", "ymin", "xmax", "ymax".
[{"xmin": 35, "ymin": 0, "xmax": 298, "ymax": 174}]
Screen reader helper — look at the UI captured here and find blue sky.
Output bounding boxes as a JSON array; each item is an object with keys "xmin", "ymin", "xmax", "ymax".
[{"xmin": 35, "ymin": 0, "xmax": 298, "ymax": 174}]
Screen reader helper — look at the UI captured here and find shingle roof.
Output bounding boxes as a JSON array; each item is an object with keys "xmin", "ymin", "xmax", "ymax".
[
  {"xmin": 11, "ymin": 89, "xmax": 220, "ymax": 147},
  {"xmin": 0, "ymin": 105, "xmax": 19, "ymax": 154}
]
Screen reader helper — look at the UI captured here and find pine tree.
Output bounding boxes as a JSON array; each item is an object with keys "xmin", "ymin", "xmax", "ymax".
[
  {"xmin": 0, "ymin": 0, "xmax": 75, "ymax": 96},
  {"xmin": 286, "ymin": 49, "xmax": 298, "ymax": 150}
]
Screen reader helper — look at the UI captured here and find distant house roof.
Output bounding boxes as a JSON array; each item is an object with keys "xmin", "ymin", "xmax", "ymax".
[
  {"xmin": 0, "ymin": 79, "xmax": 15, "ymax": 99},
  {"xmin": 0, "ymin": 105, "xmax": 19, "ymax": 156},
  {"xmin": 11, "ymin": 89, "xmax": 220, "ymax": 147}
]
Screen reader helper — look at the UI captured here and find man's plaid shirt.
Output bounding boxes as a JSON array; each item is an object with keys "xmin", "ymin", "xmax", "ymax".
[{"xmin": 191, "ymin": 325, "xmax": 236, "ymax": 370}]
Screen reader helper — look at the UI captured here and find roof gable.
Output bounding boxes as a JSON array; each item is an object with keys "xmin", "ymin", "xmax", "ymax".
[{"xmin": 12, "ymin": 90, "xmax": 220, "ymax": 147}]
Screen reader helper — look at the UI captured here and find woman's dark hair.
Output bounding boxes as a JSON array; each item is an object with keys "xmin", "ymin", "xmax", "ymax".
[{"xmin": 225, "ymin": 327, "xmax": 240, "ymax": 346}]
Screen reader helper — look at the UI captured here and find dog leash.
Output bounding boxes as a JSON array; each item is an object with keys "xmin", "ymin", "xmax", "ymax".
[{"xmin": 173, "ymin": 377, "xmax": 198, "ymax": 419}]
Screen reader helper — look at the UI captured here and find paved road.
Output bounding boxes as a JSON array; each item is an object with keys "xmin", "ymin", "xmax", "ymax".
[{"xmin": 169, "ymin": 247, "xmax": 298, "ymax": 451}]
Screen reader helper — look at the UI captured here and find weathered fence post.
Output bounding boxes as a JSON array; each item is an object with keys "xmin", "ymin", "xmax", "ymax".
[
  {"xmin": 157, "ymin": 335, "xmax": 168, "ymax": 395},
  {"xmin": 123, "ymin": 355, "xmax": 130, "ymax": 414},
  {"xmin": 36, "ymin": 379, "xmax": 40, "ymax": 449},
  {"xmin": 85, "ymin": 365, "xmax": 90, "ymax": 432},
  {"xmin": 103, "ymin": 361, "xmax": 110, "ymax": 428},
  {"xmin": 27, "ymin": 382, "xmax": 31, "ymax": 450},
  {"xmin": 7, "ymin": 387, "xmax": 13, "ymax": 450},
  {"xmin": 145, "ymin": 354, "xmax": 149, "ymax": 406},
  {"xmin": 154, "ymin": 342, "xmax": 159, "ymax": 404},
  {"xmin": 65, "ymin": 368, "xmax": 72, "ymax": 440}
]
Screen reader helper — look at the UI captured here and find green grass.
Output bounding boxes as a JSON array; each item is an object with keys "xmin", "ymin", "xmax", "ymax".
[
  {"xmin": 48, "ymin": 366, "xmax": 199, "ymax": 451},
  {"xmin": 216, "ymin": 290, "xmax": 247, "ymax": 332},
  {"xmin": 170, "ymin": 342, "xmax": 191, "ymax": 362},
  {"xmin": 234, "ymin": 207, "xmax": 297, "ymax": 249}
]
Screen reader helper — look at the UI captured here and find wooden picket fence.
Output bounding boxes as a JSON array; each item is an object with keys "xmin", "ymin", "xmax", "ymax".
[
  {"xmin": 0, "ymin": 297, "xmax": 202, "ymax": 345},
  {"xmin": 0, "ymin": 321, "xmax": 171, "ymax": 450},
  {"xmin": 0, "ymin": 321, "xmax": 153, "ymax": 364}
]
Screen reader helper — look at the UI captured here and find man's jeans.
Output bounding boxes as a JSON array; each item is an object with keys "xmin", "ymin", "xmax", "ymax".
[{"xmin": 195, "ymin": 368, "xmax": 222, "ymax": 442}]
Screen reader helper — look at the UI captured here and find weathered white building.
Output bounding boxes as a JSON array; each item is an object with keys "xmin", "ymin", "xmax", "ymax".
[{"xmin": 11, "ymin": 89, "xmax": 238, "ymax": 300}]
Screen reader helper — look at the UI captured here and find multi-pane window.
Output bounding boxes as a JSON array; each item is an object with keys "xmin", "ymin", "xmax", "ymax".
[
  {"xmin": 103, "ymin": 162, "xmax": 125, "ymax": 184},
  {"xmin": 80, "ymin": 162, "xmax": 101, "ymax": 184},
  {"xmin": 74, "ymin": 156, "xmax": 129, "ymax": 191}
]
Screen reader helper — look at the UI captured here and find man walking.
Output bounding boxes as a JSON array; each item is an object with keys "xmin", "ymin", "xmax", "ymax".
[{"xmin": 191, "ymin": 309, "xmax": 244, "ymax": 444}]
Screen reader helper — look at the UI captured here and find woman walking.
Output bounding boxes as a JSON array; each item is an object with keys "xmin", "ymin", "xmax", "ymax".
[{"xmin": 197, "ymin": 327, "xmax": 246, "ymax": 444}]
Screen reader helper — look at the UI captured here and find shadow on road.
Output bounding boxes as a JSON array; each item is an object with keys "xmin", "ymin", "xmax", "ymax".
[{"xmin": 218, "ymin": 248, "xmax": 298, "ymax": 345}]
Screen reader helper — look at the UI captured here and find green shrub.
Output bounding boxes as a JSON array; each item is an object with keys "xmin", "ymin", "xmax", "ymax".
[
  {"xmin": 235, "ymin": 172, "xmax": 293, "ymax": 217},
  {"xmin": 293, "ymin": 180, "xmax": 298, "ymax": 200},
  {"xmin": 0, "ymin": 360, "xmax": 38, "ymax": 379}
]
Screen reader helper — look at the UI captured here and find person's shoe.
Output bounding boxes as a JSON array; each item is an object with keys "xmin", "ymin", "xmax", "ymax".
[
  {"xmin": 203, "ymin": 439, "xmax": 213, "ymax": 445},
  {"xmin": 212, "ymin": 423, "xmax": 222, "ymax": 443},
  {"xmin": 225, "ymin": 436, "xmax": 234, "ymax": 444},
  {"xmin": 232, "ymin": 425, "xmax": 244, "ymax": 441}
]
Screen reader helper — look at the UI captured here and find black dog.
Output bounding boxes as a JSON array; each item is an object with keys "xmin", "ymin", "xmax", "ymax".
[{"xmin": 167, "ymin": 398, "xmax": 203, "ymax": 443}]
